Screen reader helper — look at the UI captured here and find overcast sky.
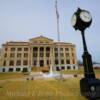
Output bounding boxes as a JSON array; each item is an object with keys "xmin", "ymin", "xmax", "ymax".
[{"xmin": 0, "ymin": 0, "xmax": 100, "ymax": 62}]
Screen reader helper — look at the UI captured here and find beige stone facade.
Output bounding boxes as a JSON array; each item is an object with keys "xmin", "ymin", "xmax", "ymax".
[{"xmin": 0, "ymin": 36, "xmax": 78, "ymax": 72}]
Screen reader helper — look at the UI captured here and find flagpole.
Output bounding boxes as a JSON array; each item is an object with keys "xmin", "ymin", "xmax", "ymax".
[{"xmin": 55, "ymin": 0, "xmax": 62, "ymax": 78}]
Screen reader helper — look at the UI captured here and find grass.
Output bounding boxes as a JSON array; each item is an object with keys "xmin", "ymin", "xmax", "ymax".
[
  {"xmin": 62, "ymin": 68, "xmax": 100, "ymax": 74},
  {"xmin": 0, "ymin": 78, "xmax": 86, "ymax": 100},
  {"xmin": 0, "ymin": 68, "xmax": 100, "ymax": 80},
  {"xmin": 0, "ymin": 69, "xmax": 100, "ymax": 100},
  {"xmin": 0, "ymin": 73, "xmax": 24, "ymax": 80}
]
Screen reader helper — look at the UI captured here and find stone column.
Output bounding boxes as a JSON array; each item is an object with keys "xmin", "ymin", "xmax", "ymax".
[
  {"xmin": 29, "ymin": 46, "xmax": 32, "ymax": 67},
  {"xmin": 50, "ymin": 46, "xmax": 54, "ymax": 70},
  {"xmin": 37, "ymin": 47, "xmax": 40, "ymax": 67},
  {"xmin": 44, "ymin": 47, "xmax": 46, "ymax": 67}
]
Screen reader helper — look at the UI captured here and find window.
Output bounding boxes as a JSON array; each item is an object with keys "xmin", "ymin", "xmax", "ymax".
[
  {"xmin": 2, "ymin": 68, "xmax": 5, "ymax": 72},
  {"xmin": 46, "ymin": 47, "xmax": 50, "ymax": 51},
  {"xmin": 73, "ymin": 66, "xmax": 75, "ymax": 69},
  {"xmin": 40, "ymin": 47, "xmax": 44, "ymax": 51},
  {"xmin": 61, "ymin": 60, "xmax": 64, "ymax": 64},
  {"xmin": 71, "ymin": 48, "xmax": 74, "ymax": 51},
  {"xmin": 55, "ymin": 59, "xmax": 58, "ymax": 64},
  {"xmin": 47, "ymin": 60, "xmax": 49, "ymax": 65},
  {"xmin": 11, "ymin": 47, "xmax": 15, "ymax": 51},
  {"xmin": 66, "ymin": 53, "xmax": 69, "ymax": 57},
  {"xmin": 9, "ymin": 68, "xmax": 13, "ymax": 72},
  {"xmin": 10, "ymin": 53, "xmax": 15, "ymax": 58},
  {"xmin": 72, "ymin": 53, "xmax": 74, "ymax": 57},
  {"xmin": 24, "ymin": 48, "xmax": 28, "ymax": 51},
  {"xmin": 61, "ymin": 66, "xmax": 65, "ymax": 70},
  {"xmin": 55, "ymin": 53, "xmax": 58, "ymax": 57},
  {"xmin": 66, "ymin": 59, "xmax": 70, "ymax": 64},
  {"xmin": 16, "ymin": 68, "xmax": 20, "ymax": 71},
  {"xmin": 9, "ymin": 60, "xmax": 14, "ymax": 66},
  {"xmin": 65, "ymin": 48, "xmax": 69, "ymax": 51},
  {"xmin": 54, "ymin": 48, "xmax": 58, "ymax": 51},
  {"xmin": 40, "ymin": 53, "xmax": 43, "ymax": 57},
  {"xmin": 33, "ymin": 47, "xmax": 38, "ymax": 51},
  {"xmin": 60, "ymin": 48, "xmax": 63, "ymax": 51},
  {"xmin": 5, "ymin": 48, "xmax": 7, "ymax": 51},
  {"xmin": 33, "ymin": 53, "xmax": 37, "ymax": 57},
  {"xmin": 3, "ymin": 61, "xmax": 6, "ymax": 66},
  {"xmin": 33, "ymin": 60, "xmax": 37, "ymax": 66},
  {"xmin": 17, "ymin": 53, "xmax": 21, "ymax": 58},
  {"xmin": 73, "ymin": 59, "xmax": 75, "ymax": 64},
  {"xmin": 4, "ymin": 53, "xmax": 7, "ymax": 57},
  {"xmin": 24, "ymin": 53, "xmax": 28, "ymax": 58},
  {"xmin": 67, "ymin": 66, "xmax": 71, "ymax": 69},
  {"xmin": 61, "ymin": 53, "xmax": 64, "ymax": 57},
  {"xmin": 17, "ymin": 48, "xmax": 22, "ymax": 51},
  {"xmin": 22, "ymin": 68, "xmax": 28, "ymax": 72},
  {"xmin": 46, "ymin": 53, "xmax": 50, "ymax": 57},
  {"xmin": 16, "ymin": 60, "xmax": 21, "ymax": 66},
  {"xmin": 23, "ymin": 60, "xmax": 28, "ymax": 66}
]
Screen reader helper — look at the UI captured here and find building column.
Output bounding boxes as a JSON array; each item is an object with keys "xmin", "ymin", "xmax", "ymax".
[
  {"xmin": 44, "ymin": 47, "xmax": 46, "ymax": 67},
  {"xmin": 29, "ymin": 46, "xmax": 32, "ymax": 67},
  {"xmin": 50, "ymin": 46, "xmax": 54, "ymax": 69},
  {"xmin": 37, "ymin": 47, "xmax": 40, "ymax": 67}
]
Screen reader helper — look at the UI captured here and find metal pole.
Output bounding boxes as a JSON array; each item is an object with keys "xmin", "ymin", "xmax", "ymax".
[
  {"xmin": 55, "ymin": 0, "xmax": 62, "ymax": 78},
  {"xmin": 81, "ymin": 30, "xmax": 95, "ymax": 78}
]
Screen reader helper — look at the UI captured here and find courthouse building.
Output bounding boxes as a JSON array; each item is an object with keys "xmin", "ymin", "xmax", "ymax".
[{"xmin": 0, "ymin": 36, "xmax": 78, "ymax": 72}]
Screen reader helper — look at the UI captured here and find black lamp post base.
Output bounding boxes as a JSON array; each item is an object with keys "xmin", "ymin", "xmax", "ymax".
[
  {"xmin": 80, "ymin": 78, "xmax": 100, "ymax": 99},
  {"xmin": 82, "ymin": 52, "xmax": 95, "ymax": 78}
]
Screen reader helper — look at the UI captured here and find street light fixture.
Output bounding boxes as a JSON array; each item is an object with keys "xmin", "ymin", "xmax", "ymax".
[{"xmin": 71, "ymin": 8, "xmax": 100, "ymax": 99}]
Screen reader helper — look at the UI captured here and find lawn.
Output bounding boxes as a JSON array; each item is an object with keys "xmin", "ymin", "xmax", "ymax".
[
  {"xmin": 0, "ymin": 73, "xmax": 24, "ymax": 80},
  {"xmin": 0, "ymin": 78, "xmax": 86, "ymax": 100},
  {"xmin": 0, "ymin": 69, "xmax": 100, "ymax": 100}
]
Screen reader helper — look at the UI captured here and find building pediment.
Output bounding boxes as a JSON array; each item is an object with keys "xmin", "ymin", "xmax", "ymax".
[{"xmin": 29, "ymin": 35, "xmax": 53, "ymax": 44}]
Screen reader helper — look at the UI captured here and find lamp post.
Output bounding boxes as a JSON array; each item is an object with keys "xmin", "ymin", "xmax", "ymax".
[{"xmin": 71, "ymin": 8, "xmax": 100, "ymax": 99}]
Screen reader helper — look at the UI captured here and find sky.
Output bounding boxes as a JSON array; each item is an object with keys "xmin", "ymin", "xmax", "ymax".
[{"xmin": 0, "ymin": 0, "xmax": 100, "ymax": 62}]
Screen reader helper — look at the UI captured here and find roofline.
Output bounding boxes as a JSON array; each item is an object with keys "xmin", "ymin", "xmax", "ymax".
[{"xmin": 29, "ymin": 35, "xmax": 53, "ymax": 41}]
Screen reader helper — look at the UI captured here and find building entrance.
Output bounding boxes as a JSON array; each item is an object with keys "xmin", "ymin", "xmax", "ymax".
[{"xmin": 40, "ymin": 60, "xmax": 44, "ymax": 67}]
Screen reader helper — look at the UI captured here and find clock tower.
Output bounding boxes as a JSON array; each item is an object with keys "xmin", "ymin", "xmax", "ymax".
[{"xmin": 71, "ymin": 8, "xmax": 100, "ymax": 99}]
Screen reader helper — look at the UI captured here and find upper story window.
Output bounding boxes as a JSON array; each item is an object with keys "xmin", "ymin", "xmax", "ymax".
[
  {"xmin": 65, "ymin": 48, "xmax": 69, "ymax": 51},
  {"xmin": 71, "ymin": 48, "xmax": 74, "ymax": 51},
  {"xmin": 54, "ymin": 48, "xmax": 58, "ymax": 51},
  {"xmin": 24, "ymin": 48, "xmax": 28, "ymax": 51},
  {"xmin": 46, "ymin": 53, "xmax": 50, "ymax": 57},
  {"xmin": 4, "ymin": 53, "xmax": 7, "ymax": 57},
  {"xmin": 33, "ymin": 53, "xmax": 37, "ymax": 57},
  {"xmin": 60, "ymin": 48, "xmax": 63, "ymax": 51},
  {"xmin": 61, "ymin": 53, "xmax": 64, "ymax": 57},
  {"xmin": 61, "ymin": 59, "xmax": 64, "ymax": 64},
  {"xmin": 17, "ymin": 48, "xmax": 22, "ymax": 51},
  {"xmin": 5, "ymin": 48, "xmax": 7, "ymax": 51},
  {"xmin": 24, "ymin": 53, "xmax": 28, "ymax": 58},
  {"xmin": 3, "ymin": 61, "xmax": 6, "ymax": 66},
  {"xmin": 23, "ymin": 60, "xmax": 28, "ymax": 66},
  {"xmin": 10, "ymin": 53, "xmax": 15, "ymax": 58},
  {"xmin": 66, "ymin": 59, "xmax": 70, "ymax": 64},
  {"xmin": 66, "ymin": 53, "xmax": 69, "ymax": 57},
  {"xmin": 33, "ymin": 47, "xmax": 38, "ymax": 52},
  {"xmin": 55, "ymin": 53, "xmax": 58, "ymax": 57},
  {"xmin": 16, "ymin": 60, "xmax": 21, "ymax": 66},
  {"xmin": 72, "ymin": 53, "xmax": 74, "ymax": 57},
  {"xmin": 11, "ymin": 47, "xmax": 15, "ymax": 51},
  {"xmin": 46, "ymin": 47, "xmax": 50, "ymax": 51},
  {"xmin": 40, "ymin": 53, "xmax": 44, "ymax": 57},
  {"xmin": 40, "ymin": 47, "xmax": 44, "ymax": 51},
  {"xmin": 17, "ymin": 53, "xmax": 22, "ymax": 58},
  {"xmin": 9, "ymin": 60, "xmax": 14, "ymax": 66}
]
